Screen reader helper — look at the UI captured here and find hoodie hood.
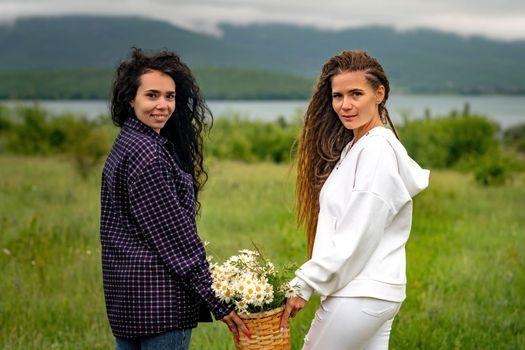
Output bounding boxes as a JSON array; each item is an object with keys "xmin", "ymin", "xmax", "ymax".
[{"xmin": 368, "ymin": 127, "xmax": 430, "ymax": 198}]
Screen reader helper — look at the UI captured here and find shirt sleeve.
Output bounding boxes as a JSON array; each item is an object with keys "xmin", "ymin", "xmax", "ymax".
[
  {"xmin": 293, "ymin": 191, "xmax": 393, "ymax": 300},
  {"xmin": 128, "ymin": 155, "xmax": 231, "ymax": 320},
  {"xmin": 292, "ymin": 139, "xmax": 402, "ymax": 301}
]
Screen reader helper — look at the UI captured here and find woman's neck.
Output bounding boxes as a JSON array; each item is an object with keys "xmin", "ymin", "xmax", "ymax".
[{"xmin": 353, "ymin": 116, "xmax": 383, "ymax": 143}]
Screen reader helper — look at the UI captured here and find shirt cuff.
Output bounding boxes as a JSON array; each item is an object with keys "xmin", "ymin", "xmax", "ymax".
[
  {"xmin": 212, "ymin": 303, "xmax": 234, "ymax": 321},
  {"xmin": 182, "ymin": 261, "xmax": 232, "ymax": 321},
  {"xmin": 290, "ymin": 276, "xmax": 314, "ymax": 301}
]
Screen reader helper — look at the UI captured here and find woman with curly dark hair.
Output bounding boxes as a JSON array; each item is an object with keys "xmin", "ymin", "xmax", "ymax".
[
  {"xmin": 100, "ymin": 48, "xmax": 248, "ymax": 349},
  {"xmin": 280, "ymin": 51, "xmax": 429, "ymax": 349}
]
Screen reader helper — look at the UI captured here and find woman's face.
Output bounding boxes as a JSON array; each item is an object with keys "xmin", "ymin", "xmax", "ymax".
[
  {"xmin": 131, "ymin": 70, "xmax": 176, "ymax": 133},
  {"xmin": 331, "ymin": 70, "xmax": 384, "ymax": 132}
]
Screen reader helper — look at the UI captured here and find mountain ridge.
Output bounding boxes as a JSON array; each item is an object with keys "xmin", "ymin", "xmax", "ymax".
[{"xmin": 1, "ymin": 16, "xmax": 524, "ymax": 94}]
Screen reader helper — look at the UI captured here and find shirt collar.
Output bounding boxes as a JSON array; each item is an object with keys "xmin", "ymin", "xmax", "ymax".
[
  {"xmin": 123, "ymin": 117, "xmax": 183, "ymax": 167},
  {"xmin": 124, "ymin": 117, "xmax": 169, "ymax": 147}
]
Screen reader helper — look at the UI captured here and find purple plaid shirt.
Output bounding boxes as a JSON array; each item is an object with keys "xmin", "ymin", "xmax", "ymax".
[{"xmin": 100, "ymin": 117, "xmax": 230, "ymax": 338}]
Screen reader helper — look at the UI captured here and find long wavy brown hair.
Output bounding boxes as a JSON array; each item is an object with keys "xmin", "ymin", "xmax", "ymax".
[{"xmin": 296, "ymin": 51, "xmax": 398, "ymax": 256}]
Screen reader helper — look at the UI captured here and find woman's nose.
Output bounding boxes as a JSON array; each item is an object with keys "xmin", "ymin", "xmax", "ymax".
[
  {"xmin": 156, "ymin": 98, "xmax": 168, "ymax": 109},
  {"xmin": 342, "ymin": 97, "xmax": 353, "ymax": 110}
]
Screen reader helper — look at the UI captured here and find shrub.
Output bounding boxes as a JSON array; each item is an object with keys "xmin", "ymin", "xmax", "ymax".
[
  {"xmin": 0, "ymin": 105, "xmax": 11, "ymax": 132},
  {"xmin": 6, "ymin": 104, "xmax": 55, "ymax": 154},
  {"xmin": 503, "ymin": 123, "xmax": 525, "ymax": 154},
  {"xmin": 398, "ymin": 114, "xmax": 499, "ymax": 169},
  {"xmin": 62, "ymin": 119, "xmax": 111, "ymax": 179},
  {"xmin": 0, "ymin": 103, "xmax": 113, "ymax": 177},
  {"xmin": 206, "ymin": 113, "xmax": 300, "ymax": 163},
  {"xmin": 474, "ymin": 152, "xmax": 511, "ymax": 186}
]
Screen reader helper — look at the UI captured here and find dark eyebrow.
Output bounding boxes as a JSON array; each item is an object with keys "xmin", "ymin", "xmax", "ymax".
[
  {"xmin": 143, "ymin": 89, "xmax": 176, "ymax": 94},
  {"xmin": 332, "ymin": 88, "xmax": 363, "ymax": 94}
]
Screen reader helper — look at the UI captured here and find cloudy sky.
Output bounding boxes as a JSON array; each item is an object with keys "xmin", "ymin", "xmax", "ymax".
[{"xmin": 1, "ymin": 0, "xmax": 524, "ymax": 41}]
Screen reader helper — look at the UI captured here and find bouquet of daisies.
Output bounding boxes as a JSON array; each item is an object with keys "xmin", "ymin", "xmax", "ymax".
[{"xmin": 207, "ymin": 246, "xmax": 297, "ymax": 314}]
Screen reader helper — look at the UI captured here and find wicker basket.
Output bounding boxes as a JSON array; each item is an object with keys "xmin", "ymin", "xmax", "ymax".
[{"xmin": 235, "ymin": 305, "xmax": 290, "ymax": 350}]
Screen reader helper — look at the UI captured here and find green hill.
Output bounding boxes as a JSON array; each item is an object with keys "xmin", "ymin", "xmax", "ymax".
[
  {"xmin": 0, "ymin": 67, "xmax": 314, "ymax": 100},
  {"xmin": 218, "ymin": 24, "xmax": 525, "ymax": 93},
  {"xmin": 0, "ymin": 16, "xmax": 251, "ymax": 69},
  {"xmin": 1, "ymin": 16, "xmax": 524, "ymax": 97}
]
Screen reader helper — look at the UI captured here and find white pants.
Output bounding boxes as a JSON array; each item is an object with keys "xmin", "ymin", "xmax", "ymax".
[{"xmin": 302, "ymin": 297, "xmax": 401, "ymax": 350}]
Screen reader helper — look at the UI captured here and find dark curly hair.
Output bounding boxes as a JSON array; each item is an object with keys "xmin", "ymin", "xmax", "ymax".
[{"xmin": 110, "ymin": 47, "xmax": 212, "ymax": 213}]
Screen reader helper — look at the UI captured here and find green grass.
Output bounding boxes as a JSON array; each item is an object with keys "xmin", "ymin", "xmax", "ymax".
[{"xmin": 1, "ymin": 156, "xmax": 524, "ymax": 349}]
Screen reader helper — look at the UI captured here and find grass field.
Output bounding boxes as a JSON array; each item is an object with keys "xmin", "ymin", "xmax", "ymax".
[{"xmin": 1, "ymin": 156, "xmax": 524, "ymax": 349}]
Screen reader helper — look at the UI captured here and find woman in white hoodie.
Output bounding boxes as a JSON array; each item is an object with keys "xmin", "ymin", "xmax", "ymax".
[{"xmin": 279, "ymin": 51, "xmax": 430, "ymax": 349}]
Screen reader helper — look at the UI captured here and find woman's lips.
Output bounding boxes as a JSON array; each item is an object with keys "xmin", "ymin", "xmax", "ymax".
[{"xmin": 151, "ymin": 114, "xmax": 169, "ymax": 121}]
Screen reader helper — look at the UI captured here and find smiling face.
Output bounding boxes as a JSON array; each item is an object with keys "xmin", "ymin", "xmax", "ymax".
[
  {"xmin": 131, "ymin": 70, "xmax": 176, "ymax": 133},
  {"xmin": 331, "ymin": 70, "xmax": 385, "ymax": 135}
]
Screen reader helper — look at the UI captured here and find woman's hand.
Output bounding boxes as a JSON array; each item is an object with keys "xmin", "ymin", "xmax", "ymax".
[
  {"xmin": 222, "ymin": 310, "xmax": 251, "ymax": 344},
  {"xmin": 279, "ymin": 296, "xmax": 307, "ymax": 330}
]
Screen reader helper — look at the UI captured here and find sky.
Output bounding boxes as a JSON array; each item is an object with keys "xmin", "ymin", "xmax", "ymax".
[{"xmin": 0, "ymin": 0, "xmax": 524, "ymax": 41}]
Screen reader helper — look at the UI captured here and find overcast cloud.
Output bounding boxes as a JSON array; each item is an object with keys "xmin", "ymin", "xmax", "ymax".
[{"xmin": 0, "ymin": 0, "xmax": 524, "ymax": 41}]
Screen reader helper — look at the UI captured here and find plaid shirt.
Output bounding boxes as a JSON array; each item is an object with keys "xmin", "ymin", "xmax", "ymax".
[{"xmin": 100, "ymin": 117, "xmax": 230, "ymax": 338}]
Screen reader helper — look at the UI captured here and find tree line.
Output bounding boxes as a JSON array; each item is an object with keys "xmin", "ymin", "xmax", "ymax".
[
  {"xmin": 0, "ymin": 68, "xmax": 314, "ymax": 100},
  {"xmin": 0, "ymin": 103, "xmax": 523, "ymax": 185}
]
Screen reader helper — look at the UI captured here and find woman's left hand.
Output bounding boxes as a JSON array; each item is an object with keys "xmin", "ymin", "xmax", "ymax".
[
  {"xmin": 279, "ymin": 296, "xmax": 307, "ymax": 330},
  {"xmin": 222, "ymin": 310, "xmax": 250, "ymax": 344}
]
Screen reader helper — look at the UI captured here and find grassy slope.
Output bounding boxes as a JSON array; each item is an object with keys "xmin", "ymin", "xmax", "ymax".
[
  {"xmin": 0, "ymin": 156, "xmax": 523, "ymax": 349},
  {"xmin": 0, "ymin": 67, "xmax": 314, "ymax": 100}
]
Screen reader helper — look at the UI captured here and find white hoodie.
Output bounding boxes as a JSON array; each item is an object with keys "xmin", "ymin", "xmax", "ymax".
[{"xmin": 291, "ymin": 127, "xmax": 430, "ymax": 302}]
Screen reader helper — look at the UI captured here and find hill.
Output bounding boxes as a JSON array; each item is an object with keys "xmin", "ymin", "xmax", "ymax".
[
  {"xmin": 1, "ymin": 16, "xmax": 524, "ymax": 96},
  {"xmin": 0, "ymin": 67, "xmax": 314, "ymax": 100},
  {"xmin": 219, "ymin": 24, "xmax": 525, "ymax": 93}
]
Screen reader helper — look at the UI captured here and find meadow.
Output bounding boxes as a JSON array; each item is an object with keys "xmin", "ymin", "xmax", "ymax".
[{"xmin": 1, "ymin": 155, "xmax": 524, "ymax": 349}]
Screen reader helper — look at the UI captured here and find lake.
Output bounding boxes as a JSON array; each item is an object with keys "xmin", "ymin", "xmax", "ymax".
[{"xmin": 3, "ymin": 95, "xmax": 524, "ymax": 129}]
